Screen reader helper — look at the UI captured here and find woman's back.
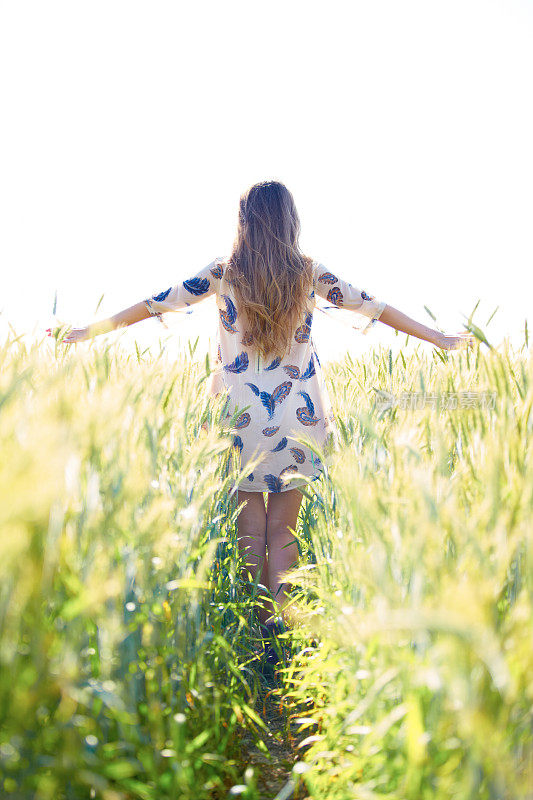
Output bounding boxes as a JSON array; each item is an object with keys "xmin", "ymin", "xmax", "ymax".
[
  {"xmin": 215, "ymin": 256, "xmax": 330, "ymax": 492},
  {"xmin": 145, "ymin": 255, "xmax": 387, "ymax": 493}
]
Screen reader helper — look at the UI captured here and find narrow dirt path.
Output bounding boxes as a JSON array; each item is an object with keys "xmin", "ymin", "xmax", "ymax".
[{"xmin": 239, "ymin": 684, "xmax": 311, "ymax": 800}]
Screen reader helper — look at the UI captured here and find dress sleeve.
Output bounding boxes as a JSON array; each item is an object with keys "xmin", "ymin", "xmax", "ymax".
[
  {"xmin": 144, "ymin": 257, "xmax": 225, "ymax": 316},
  {"xmin": 313, "ymin": 261, "xmax": 387, "ymax": 333}
]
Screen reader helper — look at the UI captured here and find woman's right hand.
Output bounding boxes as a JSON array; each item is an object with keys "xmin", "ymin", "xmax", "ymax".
[
  {"xmin": 60, "ymin": 326, "xmax": 91, "ymax": 344},
  {"xmin": 436, "ymin": 331, "xmax": 477, "ymax": 351}
]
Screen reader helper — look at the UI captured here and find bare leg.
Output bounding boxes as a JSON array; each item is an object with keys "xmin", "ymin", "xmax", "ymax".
[
  {"xmin": 235, "ymin": 490, "xmax": 273, "ymax": 625},
  {"xmin": 265, "ymin": 488, "xmax": 303, "ymax": 626}
]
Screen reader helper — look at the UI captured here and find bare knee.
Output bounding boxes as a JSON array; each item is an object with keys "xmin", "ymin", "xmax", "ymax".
[
  {"xmin": 238, "ymin": 524, "xmax": 266, "ymax": 554},
  {"xmin": 266, "ymin": 522, "xmax": 299, "ymax": 567},
  {"xmin": 267, "ymin": 520, "xmax": 294, "ymax": 540},
  {"xmin": 238, "ymin": 518, "xmax": 266, "ymax": 544},
  {"xmin": 236, "ymin": 511, "xmax": 266, "ymax": 572}
]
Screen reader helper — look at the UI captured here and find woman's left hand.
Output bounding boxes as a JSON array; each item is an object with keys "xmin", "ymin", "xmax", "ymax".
[{"xmin": 437, "ymin": 331, "xmax": 477, "ymax": 351}]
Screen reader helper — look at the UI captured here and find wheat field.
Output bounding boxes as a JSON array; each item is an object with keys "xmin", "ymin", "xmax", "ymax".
[{"xmin": 0, "ymin": 328, "xmax": 531, "ymax": 799}]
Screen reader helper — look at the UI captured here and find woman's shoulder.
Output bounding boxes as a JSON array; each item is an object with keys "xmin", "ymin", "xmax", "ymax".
[
  {"xmin": 209, "ymin": 256, "xmax": 229, "ymax": 280},
  {"xmin": 214, "ymin": 256, "xmax": 240, "ymax": 289},
  {"xmin": 307, "ymin": 257, "xmax": 320, "ymax": 286},
  {"xmin": 312, "ymin": 260, "xmax": 340, "ymax": 287}
]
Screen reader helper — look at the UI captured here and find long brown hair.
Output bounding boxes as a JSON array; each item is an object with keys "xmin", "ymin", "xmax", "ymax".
[{"xmin": 225, "ymin": 180, "xmax": 314, "ymax": 360}]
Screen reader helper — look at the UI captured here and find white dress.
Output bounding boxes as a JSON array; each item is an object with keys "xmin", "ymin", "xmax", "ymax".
[{"xmin": 145, "ymin": 257, "xmax": 386, "ymax": 493}]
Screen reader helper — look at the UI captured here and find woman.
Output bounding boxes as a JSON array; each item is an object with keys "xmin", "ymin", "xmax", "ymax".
[{"xmin": 61, "ymin": 180, "xmax": 474, "ymax": 650}]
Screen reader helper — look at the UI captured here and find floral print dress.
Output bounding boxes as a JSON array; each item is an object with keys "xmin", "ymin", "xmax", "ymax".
[{"xmin": 145, "ymin": 257, "xmax": 386, "ymax": 493}]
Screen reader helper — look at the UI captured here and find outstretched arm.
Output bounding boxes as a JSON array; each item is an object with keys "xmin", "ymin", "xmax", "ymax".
[
  {"xmin": 377, "ymin": 304, "xmax": 474, "ymax": 350},
  {"xmin": 61, "ymin": 257, "xmax": 225, "ymax": 344},
  {"xmin": 313, "ymin": 263, "xmax": 475, "ymax": 351},
  {"xmin": 62, "ymin": 302, "xmax": 151, "ymax": 343}
]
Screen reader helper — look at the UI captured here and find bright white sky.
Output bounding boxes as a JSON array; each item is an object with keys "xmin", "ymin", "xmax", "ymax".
[{"xmin": 1, "ymin": 0, "xmax": 531, "ymax": 363}]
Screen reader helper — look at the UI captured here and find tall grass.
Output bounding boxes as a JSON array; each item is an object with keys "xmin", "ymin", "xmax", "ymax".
[
  {"xmin": 1, "ymin": 331, "xmax": 531, "ymax": 799},
  {"xmin": 0, "ymin": 334, "xmax": 269, "ymax": 799},
  {"xmin": 283, "ymin": 341, "xmax": 532, "ymax": 800}
]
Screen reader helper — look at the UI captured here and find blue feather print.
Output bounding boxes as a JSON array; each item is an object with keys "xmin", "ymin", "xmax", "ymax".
[
  {"xmin": 221, "ymin": 295, "xmax": 237, "ymax": 324},
  {"xmin": 248, "ymin": 381, "xmax": 292, "ymax": 420},
  {"xmin": 271, "ymin": 437, "xmax": 288, "ymax": 453},
  {"xmin": 264, "ymin": 474, "xmax": 283, "ymax": 493},
  {"xmin": 265, "ymin": 356, "xmax": 281, "ymax": 371},
  {"xmin": 264, "ymin": 381, "xmax": 293, "ymax": 420},
  {"xmin": 300, "ymin": 356, "xmax": 316, "ymax": 380},
  {"xmin": 298, "ymin": 391, "xmax": 315, "ymax": 416},
  {"xmin": 183, "ymin": 277, "xmax": 210, "ymax": 295},
  {"xmin": 224, "ymin": 352, "xmax": 249, "ymax": 374},
  {"xmin": 294, "ymin": 313, "xmax": 312, "ymax": 343},
  {"xmin": 289, "ymin": 447, "xmax": 306, "ymax": 464},
  {"xmin": 245, "ymin": 382, "xmax": 260, "ymax": 396},
  {"xmin": 296, "ymin": 391, "xmax": 320, "ymax": 426},
  {"xmin": 296, "ymin": 408, "xmax": 320, "ymax": 426},
  {"xmin": 262, "ymin": 426, "xmax": 280, "ymax": 437},
  {"xmin": 318, "ymin": 271, "xmax": 338, "ymax": 285},
  {"xmin": 327, "ymin": 287, "xmax": 343, "ymax": 306},
  {"xmin": 271, "ymin": 381, "xmax": 292, "ymax": 406},
  {"xmin": 247, "ymin": 472, "xmax": 254, "ymax": 481},
  {"xmin": 231, "ymin": 435, "xmax": 243, "ymax": 452},
  {"xmin": 280, "ymin": 465, "xmax": 298, "ymax": 482},
  {"xmin": 284, "ymin": 365, "xmax": 300, "ymax": 379},
  {"xmin": 234, "ymin": 412, "xmax": 251, "ymax": 429},
  {"xmin": 152, "ymin": 287, "xmax": 172, "ymax": 302},
  {"xmin": 220, "ymin": 295, "xmax": 238, "ymax": 333},
  {"xmin": 259, "ymin": 391, "xmax": 275, "ymax": 418}
]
